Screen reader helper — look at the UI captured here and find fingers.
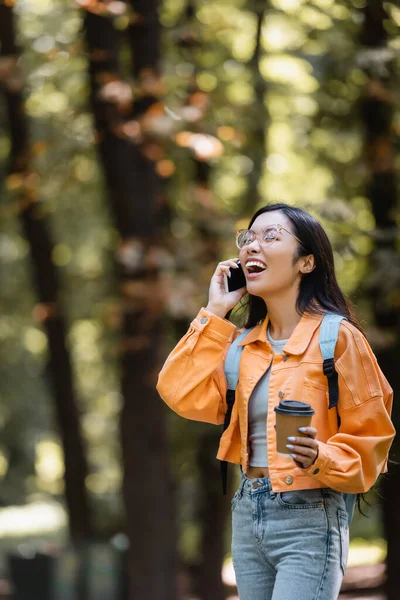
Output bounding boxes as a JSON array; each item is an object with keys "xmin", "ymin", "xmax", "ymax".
[
  {"xmin": 286, "ymin": 429, "xmax": 319, "ymax": 469},
  {"xmin": 286, "ymin": 441, "xmax": 318, "ymax": 458},
  {"xmin": 218, "ymin": 265, "xmax": 233, "ymax": 280},
  {"xmin": 286, "ymin": 436, "xmax": 318, "ymax": 453},
  {"xmin": 298, "ymin": 426, "xmax": 317, "ymax": 438},
  {"xmin": 220, "ymin": 258, "xmax": 240, "ymax": 266},
  {"xmin": 214, "ymin": 259, "xmax": 240, "ymax": 277},
  {"xmin": 207, "ymin": 259, "xmax": 245, "ymax": 315}
]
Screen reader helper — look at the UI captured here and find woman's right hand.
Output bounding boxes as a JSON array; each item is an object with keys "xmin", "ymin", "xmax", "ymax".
[{"xmin": 205, "ymin": 259, "xmax": 246, "ymax": 319}]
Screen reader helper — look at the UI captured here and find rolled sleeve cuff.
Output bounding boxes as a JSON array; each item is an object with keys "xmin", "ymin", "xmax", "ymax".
[{"xmin": 191, "ymin": 308, "xmax": 236, "ymax": 343}]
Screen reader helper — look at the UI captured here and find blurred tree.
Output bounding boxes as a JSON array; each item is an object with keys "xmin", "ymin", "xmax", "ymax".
[
  {"xmin": 82, "ymin": 2, "xmax": 177, "ymax": 598},
  {"xmin": 0, "ymin": 2, "xmax": 93, "ymax": 544},
  {"xmin": 167, "ymin": 4, "xmax": 238, "ymax": 597},
  {"xmin": 242, "ymin": 0, "xmax": 269, "ymax": 214},
  {"xmin": 357, "ymin": 1, "xmax": 399, "ymax": 598},
  {"xmin": 194, "ymin": 428, "xmax": 231, "ymax": 600}
]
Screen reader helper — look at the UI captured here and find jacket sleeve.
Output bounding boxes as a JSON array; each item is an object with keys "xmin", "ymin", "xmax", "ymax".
[
  {"xmin": 156, "ymin": 308, "xmax": 236, "ymax": 425},
  {"xmin": 305, "ymin": 321, "xmax": 395, "ymax": 493}
]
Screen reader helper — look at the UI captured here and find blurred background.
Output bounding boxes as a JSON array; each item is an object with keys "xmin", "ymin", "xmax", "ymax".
[{"xmin": 0, "ymin": 0, "xmax": 399, "ymax": 599}]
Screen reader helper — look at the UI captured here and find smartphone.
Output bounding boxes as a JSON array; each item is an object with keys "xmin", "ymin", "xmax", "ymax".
[{"xmin": 224, "ymin": 262, "xmax": 247, "ymax": 293}]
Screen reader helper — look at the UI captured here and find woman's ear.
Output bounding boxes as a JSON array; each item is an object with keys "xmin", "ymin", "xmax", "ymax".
[{"xmin": 300, "ymin": 254, "xmax": 315, "ymax": 274}]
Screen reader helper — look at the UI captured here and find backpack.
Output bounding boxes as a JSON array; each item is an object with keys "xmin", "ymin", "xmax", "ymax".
[{"xmin": 222, "ymin": 312, "xmax": 357, "ymax": 525}]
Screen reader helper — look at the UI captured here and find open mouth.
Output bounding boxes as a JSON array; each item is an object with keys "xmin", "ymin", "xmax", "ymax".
[{"xmin": 246, "ymin": 260, "xmax": 267, "ymax": 274}]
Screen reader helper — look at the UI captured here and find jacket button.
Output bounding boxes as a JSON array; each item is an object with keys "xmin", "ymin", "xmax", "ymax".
[
  {"xmin": 282, "ymin": 354, "xmax": 289, "ymax": 361},
  {"xmin": 278, "ymin": 391, "xmax": 284, "ymax": 398},
  {"xmin": 200, "ymin": 317, "xmax": 207, "ymax": 324},
  {"xmin": 285, "ymin": 476, "xmax": 293, "ymax": 485},
  {"xmin": 313, "ymin": 468, "xmax": 320, "ymax": 475}
]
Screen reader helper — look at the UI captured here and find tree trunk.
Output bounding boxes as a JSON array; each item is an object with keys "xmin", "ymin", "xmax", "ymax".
[
  {"xmin": 358, "ymin": 3, "xmax": 399, "ymax": 598},
  {"xmin": 83, "ymin": 4, "xmax": 177, "ymax": 599},
  {"xmin": 190, "ymin": 164, "xmax": 230, "ymax": 599},
  {"xmin": 243, "ymin": 3, "xmax": 269, "ymax": 215},
  {"xmin": 172, "ymin": 5, "xmax": 244, "ymax": 596},
  {"xmin": 0, "ymin": 3, "xmax": 93, "ymax": 545},
  {"xmin": 195, "ymin": 428, "xmax": 232, "ymax": 600}
]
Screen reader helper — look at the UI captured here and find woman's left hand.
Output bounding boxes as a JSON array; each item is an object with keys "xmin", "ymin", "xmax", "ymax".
[{"xmin": 286, "ymin": 427, "xmax": 319, "ymax": 470}]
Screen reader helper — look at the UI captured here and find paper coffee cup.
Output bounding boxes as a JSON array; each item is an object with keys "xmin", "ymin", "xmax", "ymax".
[{"xmin": 274, "ymin": 400, "xmax": 315, "ymax": 457}]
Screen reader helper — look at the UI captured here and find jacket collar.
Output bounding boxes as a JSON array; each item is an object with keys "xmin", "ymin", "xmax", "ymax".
[{"xmin": 238, "ymin": 312, "xmax": 323, "ymax": 355}]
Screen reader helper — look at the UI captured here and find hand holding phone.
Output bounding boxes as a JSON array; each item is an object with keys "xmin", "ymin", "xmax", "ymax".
[
  {"xmin": 206, "ymin": 259, "xmax": 247, "ymax": 318},
  {"xmin": 224, "ymin": 261, "xmax": 247, "ymax": 293}
]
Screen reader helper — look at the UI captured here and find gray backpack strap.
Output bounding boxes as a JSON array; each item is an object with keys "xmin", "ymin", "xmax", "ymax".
[
  {"xmin": 319, "ymin": 313, "xmax": 346, "ymax": 410},
  {"xmin": 221, "ymin": 328, "xmax": 252, "ymax": 495},
  {"xmin": 224, "ymin": 329, "xmax": 252, "ymax": 391},
  {"xmin": 319, "ymin": 313, "xmax": 356, "ymax": 525},
  {"xmin": 319, "ymin": 313, "xmax": 346, "ymax": 361}
]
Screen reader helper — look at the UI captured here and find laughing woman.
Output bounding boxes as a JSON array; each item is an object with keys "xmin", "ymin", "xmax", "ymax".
[{"xmin": 157, "ymin": 203, "xmax": 395, "ymax": 600}]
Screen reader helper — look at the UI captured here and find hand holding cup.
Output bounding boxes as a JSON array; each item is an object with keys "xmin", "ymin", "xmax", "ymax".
[
  {"xmin": 286, "ymin": 426, "xmax": 319, "ymax": 469},
  {"xmin": 274, "ymin": 400, "xmax": 319, "ymax": 469}
]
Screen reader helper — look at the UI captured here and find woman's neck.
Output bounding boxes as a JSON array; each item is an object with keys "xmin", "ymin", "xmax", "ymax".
[{"xmin": 264, "ymin": 289, "xmax": 301, "ymax": 340}]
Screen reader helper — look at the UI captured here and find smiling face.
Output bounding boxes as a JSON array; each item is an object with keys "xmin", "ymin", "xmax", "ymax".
[{"xmin": 239, "ymin": 210, "xmax": 314, "ymax": 301}]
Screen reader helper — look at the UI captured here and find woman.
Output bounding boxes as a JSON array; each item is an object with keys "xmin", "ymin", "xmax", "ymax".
[{"xmin": 157, "ymin": 203, "xmax": 395, "ymax": 600}]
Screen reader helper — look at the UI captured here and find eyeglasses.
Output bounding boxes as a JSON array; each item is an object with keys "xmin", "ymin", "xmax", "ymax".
[{"xmin": 236, "ymin": 224, "xmax": 304, "ymax": 249}]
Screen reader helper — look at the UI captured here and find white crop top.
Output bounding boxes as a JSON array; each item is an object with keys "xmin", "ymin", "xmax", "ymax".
[{"xmin": 248, "ymin": 329, "xmax": 288, "ymax": 467}]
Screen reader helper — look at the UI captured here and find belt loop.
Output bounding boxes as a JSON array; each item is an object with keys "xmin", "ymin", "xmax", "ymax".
[{"xmin": 238, "ymin": 472, "xmax": 246, "ymax": 498}]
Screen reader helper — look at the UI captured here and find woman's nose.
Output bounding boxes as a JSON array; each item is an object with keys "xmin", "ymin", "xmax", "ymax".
[{"xmin": 245, "ymin": 237, "xmax": 262, "ymax": 252}]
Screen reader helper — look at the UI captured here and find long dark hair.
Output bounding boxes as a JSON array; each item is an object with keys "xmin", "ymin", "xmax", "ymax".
[{"xmin": 241, "ymin": 203, "xmax": 362, "ymax": 332}]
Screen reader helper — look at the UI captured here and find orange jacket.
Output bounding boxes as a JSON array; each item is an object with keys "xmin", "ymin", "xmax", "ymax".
[{"xmin": 157, "ymin": 307, "xmax": 395, "ymax": 493}]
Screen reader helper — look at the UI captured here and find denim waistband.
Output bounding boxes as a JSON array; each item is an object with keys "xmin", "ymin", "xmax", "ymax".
[{"xmin": 238, "ymin": 470, "xmax": 274, "ymax": 497}]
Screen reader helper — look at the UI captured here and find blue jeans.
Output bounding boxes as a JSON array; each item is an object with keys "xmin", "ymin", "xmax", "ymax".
[{"xmin": 231, "ymin": 471, "xmax": 349, "ymax": 600}]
